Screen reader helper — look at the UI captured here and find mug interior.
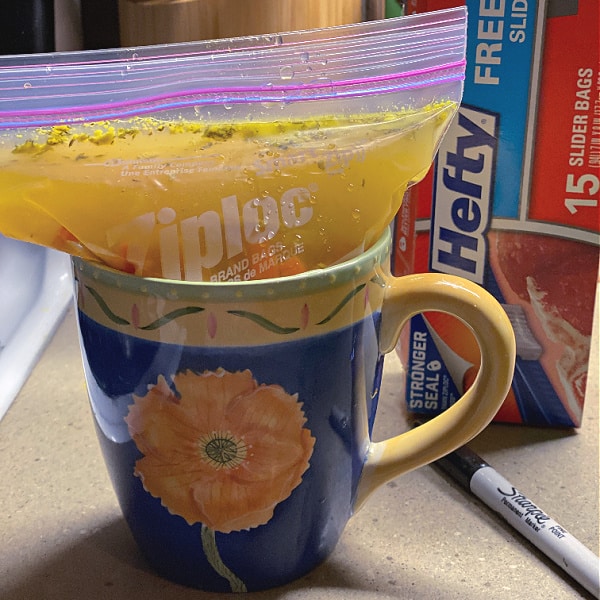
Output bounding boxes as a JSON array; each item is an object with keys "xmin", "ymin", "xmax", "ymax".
[{"xmin": 72, "ymin": 228, "xmax": 392, "ymax": 299}]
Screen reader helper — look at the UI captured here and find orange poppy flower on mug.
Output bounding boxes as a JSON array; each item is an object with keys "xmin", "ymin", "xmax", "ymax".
[{"xmin": 125, "ymin": 368, "xmax": 315, "ymax": 533}]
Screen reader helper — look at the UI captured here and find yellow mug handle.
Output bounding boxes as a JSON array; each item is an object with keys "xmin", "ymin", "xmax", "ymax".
[{"xmin": 354, "ymin": 273, "xmax": 516, "ymax": 510}]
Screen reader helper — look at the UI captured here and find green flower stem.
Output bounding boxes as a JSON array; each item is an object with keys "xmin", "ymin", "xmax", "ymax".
[{"xmin": 200, "ymin": 524, "xmax": 247, "ymax": 592}]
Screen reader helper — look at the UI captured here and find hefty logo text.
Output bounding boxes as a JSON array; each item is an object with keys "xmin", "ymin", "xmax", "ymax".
[{"xmin": 430, "ymin": 107, "xmax": 498, "ymax": 284}]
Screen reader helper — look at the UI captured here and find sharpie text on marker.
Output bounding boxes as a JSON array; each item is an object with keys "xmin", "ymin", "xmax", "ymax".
[{"xmin": 497, "ymin": 486, "xmax": 552, "ymax": 528}]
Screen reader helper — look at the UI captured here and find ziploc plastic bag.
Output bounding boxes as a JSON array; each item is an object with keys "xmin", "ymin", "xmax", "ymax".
[{"xmin": 0, "ymin": 8, "xmax": 466, "ymax": 281}]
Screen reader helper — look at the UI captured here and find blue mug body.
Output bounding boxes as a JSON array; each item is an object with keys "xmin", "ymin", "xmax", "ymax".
[{"xmin": 74, "ymin": 232, "xmax": 390, "ymax": 592}]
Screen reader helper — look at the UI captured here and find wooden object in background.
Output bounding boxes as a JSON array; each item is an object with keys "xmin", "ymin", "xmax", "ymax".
[{"xmin": 119, "ymin": 0, "xmax": 370, "ymax": 46}]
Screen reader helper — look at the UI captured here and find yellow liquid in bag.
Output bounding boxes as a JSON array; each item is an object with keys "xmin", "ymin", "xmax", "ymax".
[{"xmin": 0, "ymin": 102, "xmax": 456, "ymax": 281}]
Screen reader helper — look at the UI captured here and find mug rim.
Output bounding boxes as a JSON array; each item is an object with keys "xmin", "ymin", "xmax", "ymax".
[{"xmin": 72, "ymin": 228, "xmax": 392, "ymax": 302}]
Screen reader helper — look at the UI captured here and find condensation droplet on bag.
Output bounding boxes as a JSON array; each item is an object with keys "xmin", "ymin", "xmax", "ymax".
[{"xmin": 279, "ymin": 66, "xmax": 294, "ymax": 80}]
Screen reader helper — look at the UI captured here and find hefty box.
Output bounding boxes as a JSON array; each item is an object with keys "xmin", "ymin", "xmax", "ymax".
[{"xmin": 393, "ymin": 0, "xmax": 599, "ymax": 427}]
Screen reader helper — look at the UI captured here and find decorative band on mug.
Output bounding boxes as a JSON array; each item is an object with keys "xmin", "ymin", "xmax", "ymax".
[{"xmin": 72, "ymin": 230, "xmax": 392, "ymax": 346}]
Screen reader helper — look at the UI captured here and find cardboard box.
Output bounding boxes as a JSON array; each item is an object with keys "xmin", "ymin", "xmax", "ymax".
[{"xmin": 393, "ymin": 0, "xmax": 599, "ymax": 427}]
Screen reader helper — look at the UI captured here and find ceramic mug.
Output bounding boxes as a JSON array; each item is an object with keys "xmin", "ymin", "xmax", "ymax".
[{"xmin": 72, "ymin": 229, "xmax": 515, "ymax": 593}]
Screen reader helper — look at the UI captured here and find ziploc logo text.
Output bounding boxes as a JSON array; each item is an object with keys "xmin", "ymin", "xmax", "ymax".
[{"xmin": 430, "ymin": 105, "xmax": 498, "ymax": 284}]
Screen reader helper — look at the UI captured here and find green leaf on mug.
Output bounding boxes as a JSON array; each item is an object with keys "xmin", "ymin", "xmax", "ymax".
[
  {"xmin": 85, "ymin": 285, "xmax": 130, "ymax": 326},
  {"xmin": 317, "ymin": 284, "xmax": 366, "ymax": 325},
  {"xmin": 140, "ymin": 307, "xmax": 205, "ymax": 330},
  {"xmin": 227, "ymin": 310, "xmax": 300, "ymax": 334}
]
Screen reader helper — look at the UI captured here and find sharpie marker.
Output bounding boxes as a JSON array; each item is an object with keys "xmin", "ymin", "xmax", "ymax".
[{"xmin": 430, "ymin": 440, "xmax": 600, "ymax": 598}]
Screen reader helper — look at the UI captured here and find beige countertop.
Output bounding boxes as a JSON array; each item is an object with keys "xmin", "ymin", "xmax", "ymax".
[{"xmin": 1, "ymin": 305, "xmax": 598, "ymax": 600}]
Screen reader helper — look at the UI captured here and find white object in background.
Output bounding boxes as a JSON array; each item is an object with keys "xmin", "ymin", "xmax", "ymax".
[{"xmin": 0, "ymin": 235, "xmax": 72, "ymax": 422}]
